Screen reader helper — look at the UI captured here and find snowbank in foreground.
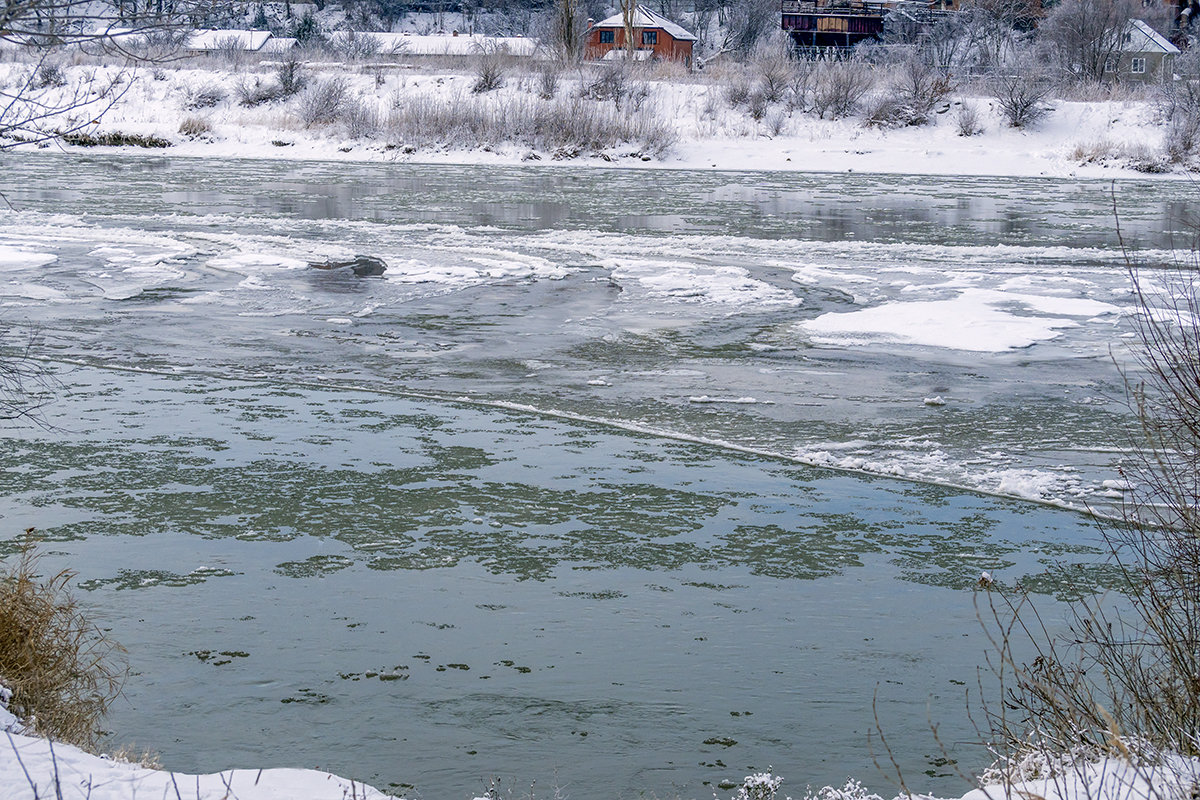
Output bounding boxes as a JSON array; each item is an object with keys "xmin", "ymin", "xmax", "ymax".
[
  {"xmin": 3, "ymin": 730, "xmax": 391, "ymax": 800},
  {"xmin": 0, "ymin": 59, "xmax": 1179, "ymax": 180},
  {"xmin": 0, "ymin": 686, "xmax": 386, "ymax": 800},
  {"xmin": 963, "ymin": 756, "xmax": 1200, "ymax": 800},
  {"xmin": 7, "ymin": 722, "xmax": 1200, "ymax": 800}
]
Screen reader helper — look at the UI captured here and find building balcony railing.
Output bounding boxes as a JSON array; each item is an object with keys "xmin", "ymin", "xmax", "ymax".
[{"xmin": 781, "ymin": 0, "xmax": 890, "ymax": 15}]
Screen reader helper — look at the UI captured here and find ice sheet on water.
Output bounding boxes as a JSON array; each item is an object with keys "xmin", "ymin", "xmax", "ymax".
[
  {"xmin": 208, "ymin": 252, "xmax": 309, "ymax": 271},
  {"xmin": 0, "ymin": 244, "xmax": 56, "ymax": 269},
  {"xmin": 798, "ymin": 288, "xmax": 1119, "ymax": 352},
  {"xmin": 608, "ymin": 257, "xmax": 802, "ymax": 307},
  {"xmin": 792, "ymin": 440, "xmax": 1090, "ymax": 508}
]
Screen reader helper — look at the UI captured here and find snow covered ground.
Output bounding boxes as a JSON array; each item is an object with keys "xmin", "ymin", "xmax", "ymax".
[
  {"xmin": 7, "ymin": 713, "xmax": 1200, "ymax": 800},
  {"xmin": 0, "ymin": 53, "xmax": 1180, "ymax": 179}
]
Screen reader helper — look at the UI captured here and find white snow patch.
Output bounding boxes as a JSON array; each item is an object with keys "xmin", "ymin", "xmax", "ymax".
[
  {"xmin": 610, "ymin": 259, "xmax": 801, "ymax": 307},
  {"xmin": 798, "ymin": 288, "xmax": 1117, "ymax": 352},
  {"xmin": 209, "ymin": 253, "xmax": 309, "ymax": 272},
  {"xmin": 3, "ymin": 731, "xmax": 391, "ymax": 800},
  {"xmin": 986, "ymin": 467, "xmax": 1080, "ymax": 502},
  {"xmin": 688, "ymin": 395, "xmax": 773, "ymax": 404},
  {"xmin": 0, "ymin": 245, "xmax": 57, "ymax": 269}
]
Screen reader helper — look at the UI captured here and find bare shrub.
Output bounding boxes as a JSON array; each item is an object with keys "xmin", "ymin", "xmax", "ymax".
[
  {"xmin": 978, "ymin": 250, "xmax": 1200, "ymax": 776},
  {"xmin": 1156, "ymin": 52, "xmax": 1200, "ymax": 163},
  {"xmin": 863, "ymin": 94, "xmax": 918, "ymax": 128},
  {"xmin": 758, "ymin": 55, "xmax": 793, "ymax": 103},
  {"xmin": 178, "ymin": 115, "xmax": 212, "ymax": 138},
  {"xmin": 0, "ymin": 539, "xmax": 126, "ymax": 750},
  {"xmin": 1164, "ymin": 112, "xmax": 1200, "ymax": 163},
  {"xmin": 990, "ymin": 59, "xmax": 1053, "ymax": 129},
  {"xmin": 34, "ymin": 62, "xmax": 66, "ymax": 89},
  {"xmin": 342, "ymin": 97, "xmax": 381, "ymax": 139},
  {"xmin": 332, "ymin": 29, "xmax": 382, "ymax": 61},
  {"xmin": 472, "ymin": 46, "xmax": 507, "ymax": 94},
  {"xmin": 892, "ymin": 58, "xmax": 952, "ymax": 118},
  {"xmin": 766, "ymin": 110, "xmax": 788, "ymax": 136},
  {"xmin": 299, "ymin": 76, "xmax": 348, "ymax": 127},
  {"xmin": 747, "ymin": 90, "xmax": 768, "ymax": 121},
  {"xmin": 537, "ymin": 64, "xmax": 560, "ymax": 100},
  {"xmin": 234, "ymin": 75, "xmax": 282, "ymax": 106},
  {"xmin": 211, "ymin": 34, "xmax": 247, "ymax": 67},
  {"xmin": 788, "ymin": 61, "xmax": 814, "ymax": 111},
  {"xmin": 275, "ymin": 54, "xmax": 306, "ymax": 96},
  {"xmin": 185, "ymin": 82, "xmax": 225, "ymax": 110},
  {"xmin": 724, "ymin": 76, "xmax": 753, "ymax": 108},
  {"xmin": 811, "ymin": 58, "xmax": 873, "ymax": 120},
  {"xmin": 583, "ymin": 63, "xmax": 630, "ymax": 105},
  {"xmin": 387, "ymin": 94, "xmax": 675, "ymax": 157},
  {"xmin": 955, "ymin": 100, "xmax": 983, "ymax": 136}
]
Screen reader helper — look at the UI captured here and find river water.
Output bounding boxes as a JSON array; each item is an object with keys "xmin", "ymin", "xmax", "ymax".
[{"xmin": 0, "ymin": 153, "xmax": 1185, "ymax": 799}]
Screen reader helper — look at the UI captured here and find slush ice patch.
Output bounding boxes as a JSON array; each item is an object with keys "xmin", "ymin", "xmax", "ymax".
[{"xmin": 0, "ymin": 245, "xmax": 56, "ymax": 269}]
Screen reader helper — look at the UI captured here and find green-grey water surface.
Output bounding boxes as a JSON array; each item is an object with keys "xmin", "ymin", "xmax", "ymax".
[{"xmin": 0, "ymin": 153, "xmax": 1170, "ymax": 798}]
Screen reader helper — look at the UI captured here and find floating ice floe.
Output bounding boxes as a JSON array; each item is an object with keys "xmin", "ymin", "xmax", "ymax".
[
  {"xmin": 688, "ymin": 395, "xmax": 773, "ymax": 404},
  {"xmin": 0, "ymin": 245, "xmax": 57, "ymax": 270},
  {"xmin": 798, "ymin": 288, "xmax": 1119, "ymax": 352}
]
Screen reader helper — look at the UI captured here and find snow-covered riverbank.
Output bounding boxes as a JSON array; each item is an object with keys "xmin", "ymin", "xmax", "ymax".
[
  {"xmin": 7, "ymin": 718, "xmax": 1198, "ymax": 800},
  {"xmin": 0, "ymin": 56, "xmax": 1179, "ymax": 179}
]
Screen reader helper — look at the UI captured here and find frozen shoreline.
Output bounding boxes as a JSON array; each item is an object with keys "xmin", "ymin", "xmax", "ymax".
[{"xmin": 1, "ymin": 59, "xmax": 1184, "ymax": 180}]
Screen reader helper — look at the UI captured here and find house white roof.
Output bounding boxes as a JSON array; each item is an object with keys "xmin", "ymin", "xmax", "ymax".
[
  {"xmin": 260, "ymin": 36, "xmax": 298, "ymax": 53},
  {"xmin": 185, "ymin": 29, "xmax": 274, "ymax": 52},
  {"xmin": 1122, "ymin": 19, "xmax": 1179, "ymax": 55},
  {"xmin": 325, "ymin": 31, "xmax": 541, "ymax": 57},
  {"xmin": 591, "ymin": 7, "xmax": 697, "ymax": 41}
]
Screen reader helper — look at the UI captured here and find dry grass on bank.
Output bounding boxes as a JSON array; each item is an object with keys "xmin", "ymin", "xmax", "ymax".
[{"xmin": 0, "ymin": 533, "xmax": 126, "ymax": 750}]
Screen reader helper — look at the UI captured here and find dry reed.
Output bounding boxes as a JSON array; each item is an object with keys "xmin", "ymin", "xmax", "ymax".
[{"xmin": 0, "ymin": 535, "xmax": 126, "ymax": 750}]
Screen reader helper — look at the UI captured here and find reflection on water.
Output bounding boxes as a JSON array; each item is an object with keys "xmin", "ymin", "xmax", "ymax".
[{"xmin": 1, "ymin": 153, "xmax": 1186, "ymax": 246}]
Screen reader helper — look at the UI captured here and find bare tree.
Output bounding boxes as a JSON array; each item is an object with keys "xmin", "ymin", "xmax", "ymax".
[
  {"xmin": 621, "ymin": 0, "xmax": 637, "ymax": 59},
  {"xmin": 1, "ymin": 0, "xmax": 219, "ymax": 149},
  {"xmin": 989, "ymin": 47, "xmax": 1053, "ymax": 127},
  {"xmin": 956, "ymin": 0, "xmax": 1037, "ymax": 72},
  {"xmin": 0, "ymin": 326, "xmax": 57, "ymax": 428},
  {"xmin": 720, "ymin": 0, "xmax": 778, "ymax": 58},
  {"xmin": 1039, "ymin": 0, "xmax": 1140, "ymax": 81},
  {"xmin": 553, "ymin": 0, "xmax": 584, "ymax": 62}
]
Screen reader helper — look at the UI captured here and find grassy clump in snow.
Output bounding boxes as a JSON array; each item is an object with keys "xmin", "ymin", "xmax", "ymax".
[
  {"xmin": 0, "ymin": 536, "xmax": 126, "ymax": 750},
  {"xmin": 384, "ymin": 91, "xmax": 676, "ymax": 157},
  {"xmin": 60, "ymin": 130, "xmax": 172, "ymax": 148}
]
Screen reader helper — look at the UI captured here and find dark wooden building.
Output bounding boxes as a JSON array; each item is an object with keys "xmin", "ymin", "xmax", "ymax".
[
  {"xmin": 782, "ymin": 0, "xmax": 959, "ymax": 51},
  {"xmin": 782, "ymin": 0, "xmax": 887, "ymax": 49}
]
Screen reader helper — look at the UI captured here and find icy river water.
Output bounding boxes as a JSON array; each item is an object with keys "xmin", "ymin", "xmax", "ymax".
[{"xmin": 0, "ymin": 153, "xmax": 1189, "ymax": 799}]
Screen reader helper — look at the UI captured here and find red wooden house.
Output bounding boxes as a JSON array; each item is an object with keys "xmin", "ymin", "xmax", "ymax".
[{"xmin": 584, "ymin": 7, "xmax": 696, "ymax": 67}]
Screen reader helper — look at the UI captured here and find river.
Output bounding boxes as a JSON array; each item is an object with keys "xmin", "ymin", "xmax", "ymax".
[{"xmin": 0, "ymin": 153, "xmax": 1182, "ymax": 799}]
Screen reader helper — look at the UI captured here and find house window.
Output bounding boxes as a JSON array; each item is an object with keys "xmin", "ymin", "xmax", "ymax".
[
  {"xmin": 642, "ymin": 30, "xmax": 658, "ymax": 45},
  {"xmin": 1132, "ymin": 57, "xmax": 1147, "ymax": 74},
  {"xmin": 599, "ymin": 30, "xmax": 614, "ymax": 43},
  {"xmin": 1104, "ymin": 58, "xmax": 1115, "ymax": 73}
]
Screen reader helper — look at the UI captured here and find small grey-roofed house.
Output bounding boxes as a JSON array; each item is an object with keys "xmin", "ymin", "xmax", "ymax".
[
  {"xmin": 1104, "ymin": 19, "xmax": 1179, "ymax": 83},
  {"xmin": 184, "ymin": 29, "xmax": 276, "ymax": 53}
]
